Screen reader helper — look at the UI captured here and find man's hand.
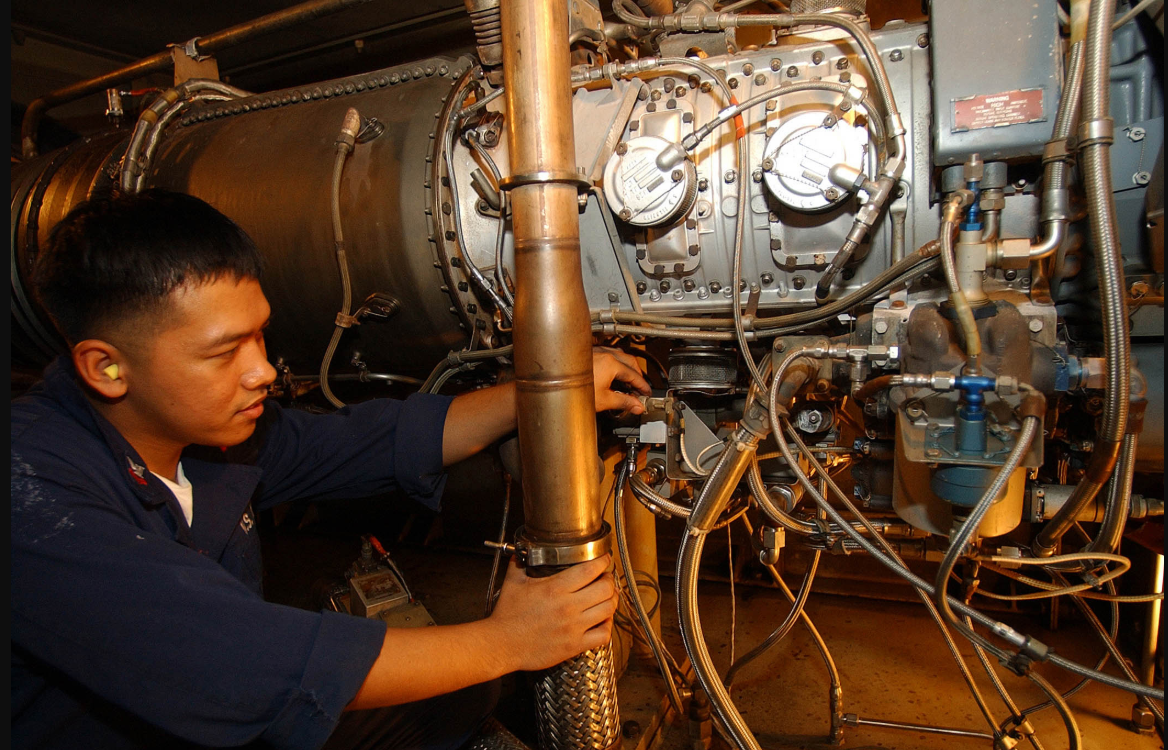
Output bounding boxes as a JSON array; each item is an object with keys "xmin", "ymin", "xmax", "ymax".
[
  {"xmin": 592, "ymin": 347, "xmax": 651, "ymax": 416},
  {"xmin": 488, "ymin": 555, "xmax": 618, "ymax": 671}
]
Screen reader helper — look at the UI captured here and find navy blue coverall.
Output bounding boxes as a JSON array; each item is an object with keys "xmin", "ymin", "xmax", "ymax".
[{"xmin": 11, "ymin": 357, "xmax": 493, "ymax": 749}]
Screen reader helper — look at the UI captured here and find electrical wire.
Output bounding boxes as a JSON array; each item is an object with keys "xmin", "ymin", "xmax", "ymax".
[{"xmin": 483, "ymin": 473, "xmax": 511, "ymax": 617}]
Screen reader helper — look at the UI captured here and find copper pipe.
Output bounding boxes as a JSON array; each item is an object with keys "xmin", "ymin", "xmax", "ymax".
[
  {"xmin": 502, "ymin": 0, "xmax": 601, "ymax": 550},
  {"xmin": 20, "ymin": 0, "xmax": 373, "ymax": 159}
]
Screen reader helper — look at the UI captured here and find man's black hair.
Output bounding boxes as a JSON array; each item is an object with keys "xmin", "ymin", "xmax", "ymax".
[{"xmin": 34, "ymin": 189, "xmax": 264, "ymax": 346}]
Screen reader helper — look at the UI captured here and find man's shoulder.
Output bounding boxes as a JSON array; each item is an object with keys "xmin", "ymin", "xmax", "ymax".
[{"xmin": 12, "ymin": 391, "xmax": 112, "ymax": 485}]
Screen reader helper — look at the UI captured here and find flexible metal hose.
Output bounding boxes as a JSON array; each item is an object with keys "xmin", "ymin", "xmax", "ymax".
[
  {"xmin": 938, "ymin": 192, "xmax": 983, "ymax": 373},
  {"xmin": 1034, "ymin": 0, "xmax": 1130, "ymax": 556},
  {"xmin": 1027, "ymin": 672, "xmax": 1082, "ymax": 750},
  {"xmin": 1086, "ymin": 433, "xmax": 1138, "ymax": 555},
  {"xmin": 1030, "ymin": 42, "xmax": 1085, "ymax": 260},
  {"xmin": 614, "ymin": 451, "xmax": 687, "ymax": 717},
  {"xmin": 676, "ymin": 428, "xmax": 763, "ymax": 750},
  {"xmin": 320, "ymin": 111, "xmax": 361, "ymax": 409}
]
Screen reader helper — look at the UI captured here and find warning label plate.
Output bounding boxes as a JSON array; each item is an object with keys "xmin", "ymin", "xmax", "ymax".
[{"xmin": 952, "ymin": 89, "xmax": 1045, "ymax": 133}]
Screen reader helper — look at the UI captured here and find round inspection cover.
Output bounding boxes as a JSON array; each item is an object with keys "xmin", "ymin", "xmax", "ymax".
[
  {"xmin": 603, "ymin": 135, "xmax": 698, "ymax": 227},
  {"xmin": 763, "ymin": 110, "xmax": 870, "ymax": 212}
]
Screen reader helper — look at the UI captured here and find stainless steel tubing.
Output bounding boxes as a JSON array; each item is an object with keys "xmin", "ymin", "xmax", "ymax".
[
  {"xmin": 20, "ymin": 0, "xmax": 374, "ymax": 158},
  {"xmin": 1034, "ymin": 0, "xmax": 1131, "ymax": 557},
  {"xmin": 501, "ymin": 1, "xmax": 618, "ymax": 747},
  {"xmin": 848, "ymin": 716, "xmax": 994, "ymax": 742},
  {"xmin": 677, "ymin": 426, "xmax": 763, "ymax": 750}
]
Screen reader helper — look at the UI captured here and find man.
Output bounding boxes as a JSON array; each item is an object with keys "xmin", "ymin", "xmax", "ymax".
[{"xmin": 11, "ymin": 189, "xmax": 652, "ymax": 749}]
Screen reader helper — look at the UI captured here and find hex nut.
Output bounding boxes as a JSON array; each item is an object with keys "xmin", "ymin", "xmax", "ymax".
[
  {"xmin": 889, "ymin": 49, "xmax": 904, "ymax": 62},
  {"xmin": 1028, "ymin": 318, "xmax": 1044, "ymax": 333}
]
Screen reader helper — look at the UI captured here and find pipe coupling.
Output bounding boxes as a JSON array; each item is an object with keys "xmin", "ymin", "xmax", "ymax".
[
  {"xmin": 515, "ymin": 523, "xmax": 612, "ymax": 568},
  {"xmin": 1077, "ymin": 117, "xmax": 1114, "ymax": 148}
]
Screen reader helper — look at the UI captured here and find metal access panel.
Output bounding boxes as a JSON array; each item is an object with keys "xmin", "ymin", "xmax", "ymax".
[{"xmin": 929, "ymin": 0, "xmax": 1061, "ymax": 165}]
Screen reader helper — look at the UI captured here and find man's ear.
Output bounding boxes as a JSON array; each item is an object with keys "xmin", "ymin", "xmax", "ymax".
[{"xmin": 73, "ymin": 339, "xmax": 129, "ymax": 400}]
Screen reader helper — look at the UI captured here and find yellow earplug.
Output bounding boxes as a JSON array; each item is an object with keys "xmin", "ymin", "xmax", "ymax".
[{"xmin": 103, "ymin": 364, "xmax": 120, "ymax": 380}]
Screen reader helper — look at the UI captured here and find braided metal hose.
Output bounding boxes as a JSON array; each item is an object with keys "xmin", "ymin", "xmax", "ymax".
[{"xmin": 534, "ymin": 645, "xmax": 621, "ymax": 750}]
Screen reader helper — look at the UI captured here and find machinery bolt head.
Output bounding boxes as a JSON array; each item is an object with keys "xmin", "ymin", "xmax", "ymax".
[
  {"xmin": 700, "ymin": 81, "xmax": 713, "ymax": 93},
  {"xmin": 925, "ymin": 448, "xmax": 941, "ymax": 458},
  {"xmin": 874, "ymin": 319, "xmax": 889, "ymax": 334},
  {"xmin": 660, "ymin": 279, "xmax": 671, "ymax": 292},
  {"xmin": 835, "ymin": 57, "xmax": 849, "ymax": 70},
  {"xmin": 1128, "ymin": 127, "xmax": 1146, "ymax": 142},
  {"xmin": 839, "ymin": 100, "xmax": 852, "ymax": 112},
  {"xmin": 811, "ymin": 51, "xmax": 825, "ymax": 65},
  {"xmin": 752, "ymin": 169, "xmax": 764, "ymax": 183},
  {"xmin": 792, "ymin": 275, "xmax": 806, "ymax": 290},
  {"xmin": 762, "ymin": 157, "xmax": 775, "ymax": 171},
  {"xmin": 636, "ymin": 281, "xmax": 648, "ymax": 294},
  {"xmin": 1132, "ymin": 703, "xmax": 1156, "ymax": 733},
  {"xmin": 770, "ymin": 58, "xmax": 783, "ymax": 71},
  {"xmin": 813, "ymin": 252, "xmax": 828, "ymax": 266},
  {"xmin": 1028, "ymin": 318, "xmax": 1044, "ymax": 333},
  {"xmin": 786, "ymin": 65, "xmax": 799, "ymax": 78},
  {"xmin": 709, "ymin": 281, "xmax": 723, "ymax": 294},
  {"xmin": 615, "ymin": 142, "xmax": 627, "ymax": 155},
  {"xmin": 742, "ymin": 62, "xmax": 754, "ymax": 76},
  {"xmin": 824, "ymin": 187, "xmax": 840, "ymax": 201},
  {"xmin": 673, "ymin": 288, "xmax": 685, "ymax": 300},
  {"xmin": 724, "ymin": 169, "xmax": 738, "ymax": 183},
  {"xmin": 672, "ymin": 169, "xmax": 684, "ymax": 182},
  {"xmin": 761, "ymin": 272, "xmax": 774, "ymax": 285},
  {"xmin": 618, "ymin": 208, "xmax": 633, "ymax": 221},
  {"xmin": 890, "ymin": 299, "xmax": 907, "ymax": 309},
  {"xmin": 754, "ymin": 73, "xmax": 767, "ymax": 86},
  {"xmin": 822, "ymin": 114, "xmax": 838, "ymax": 128},
  {"xmin": 1134, "ymin": 171, "xmax": 1152, "ymax": 186},
  {"xmin": 916, "ymin": 33, "xmax": 930, "ymax": 48},
  {"xmin": 683, "ymin": 279, "xmax": 696, "ymax": 292},
  {"xmin": 577, "ymin": 194, "xmax": 589, "ymax": 209},
  {"xmin": 607, "ymin": 291, "xmax": 620, "ymax": 303},
  {"xmin": 650, "ymin": 89, "xmax": 662, "ymax": 101},
  {"xmin": 889, "ymin": 49, "xmax": 904, "ymax": 62},
  {"xmin": 1004, "ymin": 269, "xmax": 1018, "ymax": 281},
  {"xmin": 663, "ymin": 78, "xmax": 675, "ymax": 92},
  {"xmin": 698, "ymin": 178, "xmax": 709, "ymax": 192},
  {"xmin": 648, "ymin": 289, "xmax": 661, "ymax": 301}
]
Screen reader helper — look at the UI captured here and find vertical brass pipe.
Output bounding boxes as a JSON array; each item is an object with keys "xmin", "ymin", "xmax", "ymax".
[
  {"xmin": 502, "ymin": 0, "xmax": 601, "ymax": 550},
  {"xmin": 501, "ymin": 2, "xmax": 621, "ymax": 749}
]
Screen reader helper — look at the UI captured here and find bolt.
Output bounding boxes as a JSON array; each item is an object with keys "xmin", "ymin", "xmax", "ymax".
[
  {"xmin": 650, "ymin": 89, "xmax": 662, "ymax": 101},
  {"xmin": 792, "ymin": 275, "xmax": 806, "ymax": 290},
  {"xmin": 786, "ymin": 65, "xmax": 799, "ymax": 78},
  {"xmin": 762, "ymin": 157, "xmax": 774, "ymax": 171},
  {"xmin": 839, "ymin": 70, "xmax": 851, "ymax": 83},
  {"xmin": 698, "ymin": 178, "xmax": 709, "ymax": 192},
  {"xmin": 1134, "ymin": 171, "xmax": 1151, "ymax": 186},
  {"xmin": 728, "ymin": 77, "xmax": 740, "ymax": 90},
  {"xmin": 683, "ymin": 278, "xmax": 696, "ymax": 292},
  {"xmin": 697, "ymin": 286, "xmax": 710, "ymax": 299},
  {"xmin": 1004, "ymin": 269, "xmax": 1018, "ymax": 281},
  {"xmin": 824, "ymin": 188, "xmax": 841, "ymax": 201},
  {"xmin": 676, "ymin": 86, "xmax": 687, "ymax": 98},
  {"xmin": 648, "ymin": 289, "xmax": 661, "ymax": 301},
  {"xmin": 926, "ymin": 448, "xmax": 941, "ymax": 458},
  {"xmin": 822, "ymin": 114, "xmax": 838, "ymax": 128},
  {"xmin": 752, "ymin": 169, "xmax": 764, "ymax": 183},
  {"xmin": 577, "ymin": 194, "xmax": 589, "ymax": 209},
  {"xmin": 636, "ymin": 281, "xmax": 648, "ymax": 294},
  {"xmin": 709, "ymin": 280, "xmax": 722, "ymax": 293},
  {"xmin": 889, "ymin": 49, "xmax": 904, "ymax": 62},
  {"xmin": 1131, "ymin": 280, "xmax": 1152, "ymax": 298},
  {"xmin": 742, "ymin": 62, "xmax": 754, "ymax": 76},
  {"xmin": 890, "ymin": 299, "xmax": 906, "ymax": 309},
  {"xmin": 839, "ymin": 100, "xmax": 852, "ymax": 112},
  {"xmin": 663, "ymin": 78, "xmax": 675, "ymax": 92},
  {"xmin": 811, "ymin": 50, "xmax": 825, "ymax": 65},
  {"xmin": 916, "ymin": 33, "xmax": 929, "ymax": 48},
  {"xmin": 688, "ymin": 244, "xmax": 700, "ymax": 256},
  {"xmin": 754, "ymin": 73, "xmax": 767, "ymax": 86},
  {"xmin": 761, "ymin": 272, "xmax": 774, "ymax": 285},
  {"xmin": 666, "ymin": 99, "xmax": 677, "ymax": 110},
  {"xmin": 783, "ymin": 255, "xmax": 797, "ymax": 270},
  {"xmin": 660, "ymin": 279, "xmax": 671, "ymax": 292},
  {"xmin": 616, "ymin": 142, "xmax": 627, "ymax": 155},
  {"xmin": 457, "ymin": 280, "xmax": 469, "ymax": 292},
  {"xmin": 1028, "ymin": 318, "xmax": 1044, "ymax": 333},
  {"xmin": 618, "ymin": 208, "xmax": 633, "ymax": 221},
  {"xmin": 1128, "ymin": 127, "xmax": 1146, "ymax": 142},
  {"xmin": 724, "ymin": 169, "xmax": 737, "ymax": 183},
  {"xmin": 700, "ymin": 81, "xmax": 712, "ymax": 93},
  {"xmin": 770, "ymin": 58, "xmax": 782, "ymax": 71},
  {"xmin": 646, "ymin": 102, "xmax": 657, "ymax": 112},
  {"xmin": 874, "ymin": 319, "xmax": 889, "ymax": 334},
  {"xmin": 739, "ymin": 279, "xmax": 748, "ymax": 292},
  {"xmin": 813, "ymin": 252, "xmax": 827, "ymax": 266},
  {"xmin": 607, "ymin": 291, "xmax": 620, "ymax": 303},
  {"xmin": 835, "ymin": 57, "xmax": 849, "ymax": 70},
  {"xmin": 1021, "ymin": 277, "xmax": 1031, "ymax": 288},
  {"xmin": 673, "ymin": 288, "xmax": 685, "ymax": 300},
  {"xmin": 672, "ymin": 169, "xmax": 684, "ymax": 182}
]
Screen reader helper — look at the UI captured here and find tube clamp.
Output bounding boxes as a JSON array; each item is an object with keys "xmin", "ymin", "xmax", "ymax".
[
  {"xmin": 517, "ymin": 523, "xmax": 612, "ymax": 568},
  {"xmin": 498, "ymin": 170, "xmax": 592, "ymax": 192},
  {"xmin": 1041, "ymin": 137, "xmax": 1074, "ymax": 165},
  {"xmin": 1077, "ymin": 117, "xmax": 1114, "ymax": 148}
]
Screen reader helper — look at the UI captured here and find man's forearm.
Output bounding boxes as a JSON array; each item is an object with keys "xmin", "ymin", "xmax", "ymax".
[
  {"xmin": 347, "ymin": 620, "xmax": 511, "ymax": 710},
  {"xmin": 441, "ymin": 381, "xmax": 517, "ymax": 466}
]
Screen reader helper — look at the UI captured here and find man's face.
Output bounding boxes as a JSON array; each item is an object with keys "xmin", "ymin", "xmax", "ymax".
[{"xmin": 120, "ymin": 275, "xmax": 276, "ymax": 450}]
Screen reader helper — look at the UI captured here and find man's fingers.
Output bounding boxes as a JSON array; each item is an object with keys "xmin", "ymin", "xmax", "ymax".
[
  {"xmin": 553, "ymin": 555, "xmax": 611, "ymax": 592},
  {"xmin": 575, "ymin": 573, "xmax": 617, "ymax": 610},
  {"xmin": 503, "ymin": 556, "xmax": 527, "ymax": 583},
  {"xmin": 611, "ymin": 360, "xmax": 652, "ymax": 396}
]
